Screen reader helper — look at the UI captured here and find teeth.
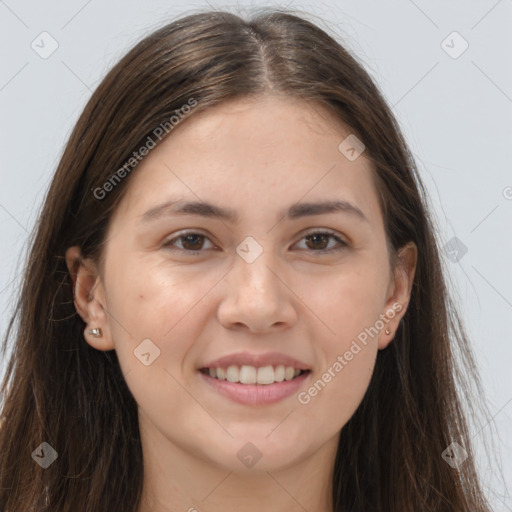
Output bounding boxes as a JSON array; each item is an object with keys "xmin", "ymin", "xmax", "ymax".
[
  {"xmin": 256, "ymin": 365, "xmax": 274, "ymax": 385},
  {"xmin": 206, "ymin": 365, "xmax": 304, "ymax": 385},
  {"xmin": 284, "ymin": 366, "xmax": 295, "ymax": 380},
  {"xmin": 240, "ymin": 365, "xmax": 257, "ymax": 384},
  {"xmin": 226, "ymin": 365, "xmax": 239, "ymax": 383},
  {"xmin": 274, "ymin": 365, "xmax": 285, "ymax": 382}
]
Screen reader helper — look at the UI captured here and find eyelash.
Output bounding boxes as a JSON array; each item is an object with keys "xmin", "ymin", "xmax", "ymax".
[{"xmin": 163, "ymin": 229, "xmax": 348, "ymax": 256}]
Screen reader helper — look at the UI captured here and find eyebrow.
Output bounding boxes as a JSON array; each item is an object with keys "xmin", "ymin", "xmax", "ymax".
[{"xmin": 140, "ymin": 198, "xmax": 368, "ymax": 224}]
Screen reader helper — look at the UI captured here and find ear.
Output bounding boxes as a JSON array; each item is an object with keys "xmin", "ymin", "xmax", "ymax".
[
  {"xmin": 65, "ymin": 246, "xmax": 115, "ymax": 351},
  {"xmin": 378, "ymin": 241, "xmax": 417, "ymax": 350}
]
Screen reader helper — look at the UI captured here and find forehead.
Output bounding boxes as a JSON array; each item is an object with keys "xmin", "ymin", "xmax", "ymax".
[{"xmin": 113, "ymin": 95, "xmax": 381, "ymax": 226}]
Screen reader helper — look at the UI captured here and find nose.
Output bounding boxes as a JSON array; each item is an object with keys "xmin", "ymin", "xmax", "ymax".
[{"xmin": 216, "ymin": 243, "xmax": 298, "ymax": 333}]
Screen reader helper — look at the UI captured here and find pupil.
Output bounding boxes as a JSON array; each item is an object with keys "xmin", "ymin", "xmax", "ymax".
[
  {"xmin": 307, "ymin": 234, "xmax": 327, "ymax": 250},
  {"xmin": 184, "ymin": 234, "xmax": 202, "ymax": 250}
]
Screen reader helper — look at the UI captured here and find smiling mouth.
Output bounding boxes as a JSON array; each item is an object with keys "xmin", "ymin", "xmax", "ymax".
[{"xmin": 199, "ymin": 365, "xmax": 311, "ymax": 385}]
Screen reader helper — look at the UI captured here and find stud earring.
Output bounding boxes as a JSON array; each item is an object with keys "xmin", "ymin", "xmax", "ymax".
[
  {"xmin": 385, "ymin": 329, "xmax": 391, "ymax": 335},
  {"xmin": 88, "ymin": 328, "xmax": 102, "ymax": 338}
]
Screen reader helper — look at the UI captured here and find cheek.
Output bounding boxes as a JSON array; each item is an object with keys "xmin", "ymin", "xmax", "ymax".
[
  {"xmin": 306, "ymin": 264, "xmax": 388, "ymax": 346},
  {"xmin": 104, "ymin": 261, "xmax": 215, "ymax": 424},
  {"xmin": 103, "ymin": 258, "xmax": 216, "ymax": 377},
  {"xmin": 294, "ymin": 267, "xmax": 385, "ymax": 425},
  {"xmin": 105, "ymin": 256, "xmax": 216, "ymax": 336}
]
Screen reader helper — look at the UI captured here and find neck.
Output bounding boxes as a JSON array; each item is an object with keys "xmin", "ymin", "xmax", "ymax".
[{"xmin": 136, "ymin": 424, "xmax": 337, "ymax": 512}]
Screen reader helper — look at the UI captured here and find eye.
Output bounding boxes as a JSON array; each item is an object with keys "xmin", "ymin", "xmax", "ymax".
[
  {"xmin": 293, "ymin": 229, "xmax": 348, "ymax": 254},
  {"xmin": 163, "ymin": 231, "xmax": 216, "ymax": 255},
  {"xmin": 163, "ymin": 229, "xmax": 347, "ymax": 256}
]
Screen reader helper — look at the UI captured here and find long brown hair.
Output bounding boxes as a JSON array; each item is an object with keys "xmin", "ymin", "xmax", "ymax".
[{"xmin": 0, "ymin": 7, "xmax": 494, "ymax": 511}]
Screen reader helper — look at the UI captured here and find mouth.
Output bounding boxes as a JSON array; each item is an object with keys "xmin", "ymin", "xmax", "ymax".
[
  {"xmin": 197, "ymin": 351, "xmax": 312, "ymax": 405},
  {"xmin": 198, "ymin": 365, "xmax": 312, "ymax": 406},
  {"xmin": 199, "ymin": 365, "xmax": 311, "ymax": 385}
]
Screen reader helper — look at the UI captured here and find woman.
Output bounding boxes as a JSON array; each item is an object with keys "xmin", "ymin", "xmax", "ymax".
[{"xmin": 0, "ymin": 8, "xmax": 493, "ymax": 511}]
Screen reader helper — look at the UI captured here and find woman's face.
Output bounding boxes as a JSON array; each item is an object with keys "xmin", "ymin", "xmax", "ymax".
[{"xmin": 68, "ymin": 95, "xmax": 415, "ymax": 474}]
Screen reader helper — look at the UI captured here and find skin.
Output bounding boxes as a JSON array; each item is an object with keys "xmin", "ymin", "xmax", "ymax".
[{"xmin": 66, "ymin": 94, "xmax": 416, "ymax": 512}]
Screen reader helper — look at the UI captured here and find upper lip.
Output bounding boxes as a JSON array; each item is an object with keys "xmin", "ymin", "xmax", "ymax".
[{"xmin": 201, "ymin": 351, "xmax": 311, "ymax": 371}]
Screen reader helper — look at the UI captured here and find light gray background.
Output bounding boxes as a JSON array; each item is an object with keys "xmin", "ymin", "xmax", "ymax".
[{"xmin": 0, "ymin": 0, "xmax": 511, "ymax": 508}]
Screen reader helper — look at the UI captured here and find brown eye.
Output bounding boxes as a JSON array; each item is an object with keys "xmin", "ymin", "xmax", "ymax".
[
  {"xmin": 179, "ymin": 234, "xmax": 206, "ymax": 251},
  {"xmin": 164, "ymin": 231, "xmax": 216, "ymax": 254},
  {"xmin": 295, "ymin": 230, "xmax": 347, "ymax": 254},
  {"xmin": 163, "ymin": 229, "xmax": 347, "ymax": 257},
  {"xmin": 304, "ymin": 233, "xmax": 330, "ymax": 251}
]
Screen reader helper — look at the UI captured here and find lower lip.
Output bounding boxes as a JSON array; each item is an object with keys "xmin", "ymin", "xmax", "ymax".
[{"xmin": 199, "ymin": 371, "xmax": 311, "ymax": 405}]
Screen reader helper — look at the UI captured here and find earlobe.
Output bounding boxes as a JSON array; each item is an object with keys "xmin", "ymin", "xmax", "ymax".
[
  {"xmin": 377, "ymin": 308, "xmax": 401, "ymax": 350},
  {"xmin": 378, "ymin": 241, "xmax": 417, "ymax": 350},
  {"xmin": 65, "ymin": 246, "xmax": 115, "ymax": 351}
]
